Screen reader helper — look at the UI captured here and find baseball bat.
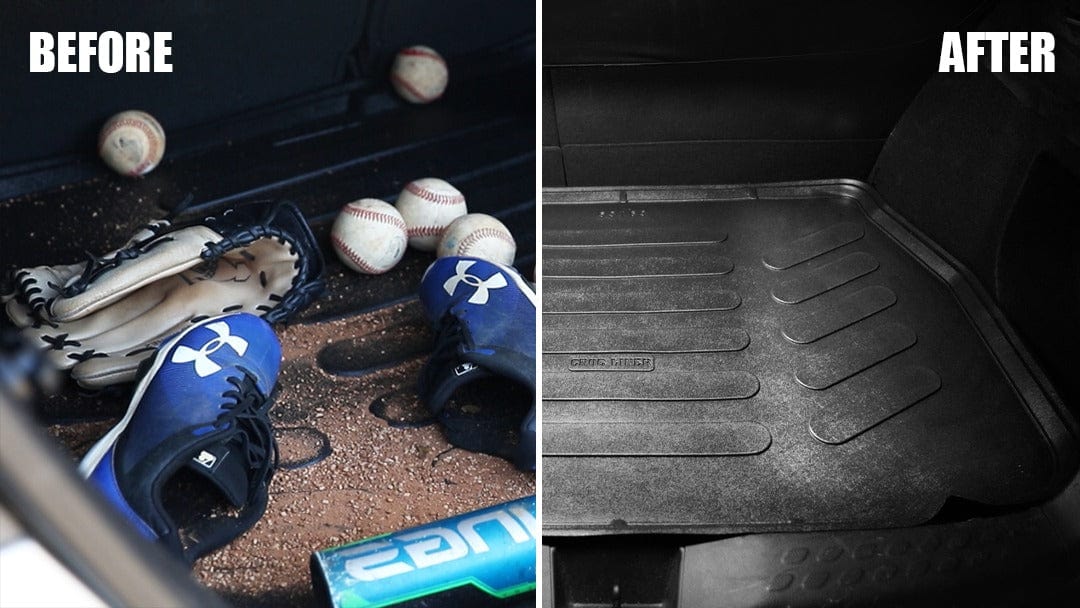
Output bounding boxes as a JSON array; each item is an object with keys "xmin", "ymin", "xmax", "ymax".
[{"xmin": 311, "ymin": 495, "xmax": 536, "ymax": 608}]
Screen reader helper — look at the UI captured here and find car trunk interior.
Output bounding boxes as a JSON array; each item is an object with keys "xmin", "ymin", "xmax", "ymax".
[
  {"xmin": 542, "ymin": 0, "xmax": 1079, "ymax": 605},
  {"xmin": 0, "ymin": 1, "xmax": 535, "ymax": 606}
]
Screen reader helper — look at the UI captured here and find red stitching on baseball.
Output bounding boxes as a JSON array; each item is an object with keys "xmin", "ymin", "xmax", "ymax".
[
  {"xmin": 331, "ymin": 234, "xmax": 384, "ymax": 274},
  {"xmin": 458, "ymin": 227, "xmax": 515, "ymax": 254},
  {"xmin": 404, "ymin": 182, "xmax": 464, "ymax": 206},
  {"xmin": 98, "ymin": 117, "xmax": 161, "ymax": 176},
  {"xmin": 408, "ymin": 225, "xmax": 446, "ymax": 238},
  {"xmin": 399, "ymin": 48, "xmax": 447, "ymax": 67},
  {"xmin": 343, "ymin": 205, "xmax": 407, "ymax": 231},
  {"xmin": 392, "ymin": 73, "xmax": 442, "ymax": 103}
]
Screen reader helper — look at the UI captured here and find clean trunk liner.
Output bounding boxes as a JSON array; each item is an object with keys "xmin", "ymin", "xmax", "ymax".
[{"xmin": 541, "ymin": 181, "xmax": 1077, "ymax": 535}]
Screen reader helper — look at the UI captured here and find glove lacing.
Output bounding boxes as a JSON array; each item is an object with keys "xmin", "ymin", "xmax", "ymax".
[{"xmin": 60, "ymin": 224, "xmax": 174, "ymax": 299}]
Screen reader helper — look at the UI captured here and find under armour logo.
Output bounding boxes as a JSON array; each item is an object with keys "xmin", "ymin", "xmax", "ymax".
[
  {"xmin": 442, "ymin": 260, "xmax": 507, "ymax": 305},
  {"xmin": 171, "ymin": 321, "xmax": 248, "ymax": 377}
]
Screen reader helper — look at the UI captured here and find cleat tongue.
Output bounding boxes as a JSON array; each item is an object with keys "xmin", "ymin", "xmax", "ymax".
[{"xmin": 185, "ymin": 441, "xmax": 249, "ymax": 508}]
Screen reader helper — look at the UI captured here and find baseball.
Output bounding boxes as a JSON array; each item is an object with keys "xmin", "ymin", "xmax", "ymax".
[
  {"xmin": 390, "ymin": 46, "xmax": 448, "ymax": 104},
  {"xmin": 98, "ymin": 110, "xmax": 166, "ymax": 176},
  {"xmin": 331, "ymin": 199, "xmax": 408, "ymax": 275},
  {"xmin": 395, "ymin": 178, "xmax": 467, "ymax": 251},
  {"xmin": 437, "ymin": 214, "xmax": 517, "ymax": 265}
]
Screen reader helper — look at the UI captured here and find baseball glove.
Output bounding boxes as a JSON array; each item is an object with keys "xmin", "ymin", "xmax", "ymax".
[{"xmin": 2, "ymin": 200, "xmax": 324, "ymax": 388}]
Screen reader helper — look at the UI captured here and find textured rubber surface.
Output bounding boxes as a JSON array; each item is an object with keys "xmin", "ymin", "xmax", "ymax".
[
  {"xmin": 544, "ymin": 474, "xmax": 1080, "ymax": 607},
  {"xmin": 676, "ymin": 508, "xmax": 1071, "ymax": 607},
  {"xmin": 541, "ymin": 181, "xmax": 1077, "ymax": 535}
]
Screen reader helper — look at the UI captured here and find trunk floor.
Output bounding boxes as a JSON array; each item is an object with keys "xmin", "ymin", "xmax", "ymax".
[
  {"xmin": 541, "ymin": 182, "xmax": 1076, "ymax": 535},
  {"xmin": 47, "ymin": 303, "xmax": 535, "ymax": 607},
  {"xmin": 1, "ymin": 68, "xmax": 535, "ymax": 606}
]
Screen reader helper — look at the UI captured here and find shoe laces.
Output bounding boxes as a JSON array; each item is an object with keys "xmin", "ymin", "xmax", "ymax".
[
  {"xmin": 431, "ymin": 316, "xmax": 465, "ymax": 361},
  {"xmin": 220, "ymin": 370, "xmax": 278, "ymax": 496},
  {"xmin": 426, "ymin": 315, "xmax": 474, "ymax": 387}
]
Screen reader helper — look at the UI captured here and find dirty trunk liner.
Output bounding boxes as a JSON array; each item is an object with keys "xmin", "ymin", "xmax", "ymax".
[
  {"xmin": 0, "ymin": 63, "xmax": 534, "ymax": 607},
  {"xmin": 541, "ymin": 181, "xmax": 1076, "ymax": 536}
]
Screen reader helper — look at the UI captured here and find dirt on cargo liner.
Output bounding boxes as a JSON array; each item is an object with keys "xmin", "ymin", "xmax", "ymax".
[{"xmin": 47, "ymin": 300, "xmax": 536, "ymax": 607}]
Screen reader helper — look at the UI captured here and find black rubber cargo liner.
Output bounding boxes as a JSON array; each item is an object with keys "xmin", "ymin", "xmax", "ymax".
[
  {"xmin": 544, "ymin": 472, "xmax": 1080, "ymax": 606},
  {"xmin": 541, "ymin": 180, "xmax": 1078, "ymax": 535}
]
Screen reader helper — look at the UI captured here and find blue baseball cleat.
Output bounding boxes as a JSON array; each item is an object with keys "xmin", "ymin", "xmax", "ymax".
[
  {"xmin": 419, "ymin": 257, "xmax": 536, "ymax": 470},
  {"xmin": 78, "ymin": 313, "xmax": 281, "ymax": 562}
]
